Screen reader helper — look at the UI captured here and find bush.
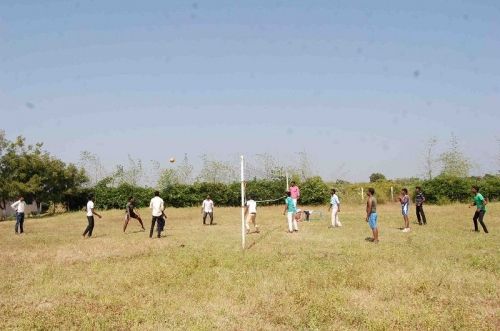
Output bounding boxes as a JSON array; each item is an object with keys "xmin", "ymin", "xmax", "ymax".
[
  {"xmin": 369, "ymin": 173, "xmax": 386, "ymax": 183},
  {"xmin": 423, "ymin": 176, "xmax": 473, "ymax": 204},
  {"xmin": 72, "ymin": 175, "xmax": 500, "ymax": 210},
  {"xmin": 300, "ymin": 176, "xmax": 329, "ymax": 205}
]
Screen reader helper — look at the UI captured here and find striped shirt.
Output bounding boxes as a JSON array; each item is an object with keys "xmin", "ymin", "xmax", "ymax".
[{"xmin": 415, "ymin": 192, "xmax": 425, "ymax": 206}]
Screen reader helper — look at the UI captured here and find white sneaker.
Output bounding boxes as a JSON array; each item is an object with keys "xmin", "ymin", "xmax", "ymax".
[{"xmin": 402, "ymin": 228, "xmax": 411, "ymax": 233}]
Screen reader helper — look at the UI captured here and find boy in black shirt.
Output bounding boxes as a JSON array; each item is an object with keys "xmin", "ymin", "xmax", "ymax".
[
  {"xmin": 415, "ymin": 186, "xmax": 427, "ymax": 225},
  {"xmin": 123, "ymin": 197, "xmax": 145, "ymax": 232}
]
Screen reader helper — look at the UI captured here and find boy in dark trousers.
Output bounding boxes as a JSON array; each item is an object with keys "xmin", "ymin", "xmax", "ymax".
[
  {"xmin": 415, "ymin": 186, "xmax": 427, "ymax": 225},
  {"xmin": 470, "ymin": 186, "xmax": 488, "ymax": 233}
]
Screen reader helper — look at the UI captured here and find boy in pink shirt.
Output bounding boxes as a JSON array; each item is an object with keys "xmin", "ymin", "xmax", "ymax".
[{"xmin": 289, "ymin": 181, "xmax": 300, "ymax": 208}]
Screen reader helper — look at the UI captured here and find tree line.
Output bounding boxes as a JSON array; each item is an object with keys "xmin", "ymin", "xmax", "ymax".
[{"xmin": 0, "ymin": 131, "xmax": 498, "ymax": 216}]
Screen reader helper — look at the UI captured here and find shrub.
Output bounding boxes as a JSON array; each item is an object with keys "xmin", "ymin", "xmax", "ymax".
[
  {"xmin": 300, "ymin": 176, "xmax": 329, "ymax": 205},
  {"xmin": 369, "ymin": 173, "xmax": 386, "ymax": 183}
]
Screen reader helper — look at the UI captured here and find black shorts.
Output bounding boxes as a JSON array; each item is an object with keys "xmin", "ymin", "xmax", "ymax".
[{"xmin": 126, "ymin": 212, "xmax": 139, "ymax": 219}]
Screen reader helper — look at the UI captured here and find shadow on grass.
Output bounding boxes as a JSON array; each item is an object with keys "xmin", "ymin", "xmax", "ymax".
[
  {"xmin": 246, "ymin": 225, "xmax": 281, "ymax": 250},
  {"xmin": 125, "ymin": 230, "xmax": 146, "ymax": 234},
  {"xmin": 89, "ymin": 234, "xmax": 108, "ymax": 239}
]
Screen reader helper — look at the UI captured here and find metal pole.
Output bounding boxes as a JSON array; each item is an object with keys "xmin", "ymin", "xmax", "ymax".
[{"xmin": 240, "ymin": 155, "xmax": 245, "ymax": 250}]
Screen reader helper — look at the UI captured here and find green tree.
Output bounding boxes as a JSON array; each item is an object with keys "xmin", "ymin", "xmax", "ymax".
[
  {"xmin": 0, "ymin": 135, "xmax": 88, "ymax": 213},
  {"xmin": 300, "ymin": 176, "xmax": 329, "ymax": 204},
  {"xmin": 369, "ymin": 173, "xmax": 387, "ymax": 182}
]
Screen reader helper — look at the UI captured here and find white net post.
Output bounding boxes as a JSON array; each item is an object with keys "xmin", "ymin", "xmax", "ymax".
[
  {"xmin": 240, "ymin": 155, "xmax": 246, "ymax": 250},
  {"xmin": 286, "ymin": 172, "xmax": 289, "ymax": 191}
]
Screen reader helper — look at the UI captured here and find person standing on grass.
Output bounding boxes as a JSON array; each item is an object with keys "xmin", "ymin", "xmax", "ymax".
[
  {"xmin": 415, "ymin": 186, "xmax": 427, "ymax": 225},
  {"xmin": 399, "ymin": 188, "xmax": 411, "ymax": 232},
  {"xmin": 245, "ymin": 195, "xmax": 259, "ymax": 234},
  {"xmin": 328, "ymin": 189, "xmax": 342, "ymax": 228},
  {"xmin": 201, "ymin": 195, "xmax": 214, "ymax": 225},
  {"xmin": 283, "ymin": 191, "xmax": 298, "ymax": 233},
  {"xmin": 365, "ymin": 188, "xmax": 379, "ymax": 243},
  {"xmin": 289, "ymin": 181, "xmax": 300, "ymax": 208},
  {"xmin": 123, "ymin": 196, "xmax": 145, "ymax": 232},
  {"xmin": 83, "ymin": 195, "xmax": 102, "ymax": 238},
  {"xmin": 11, "ymin": 196, "xmax": 27, "ymax": 235},
  {"xmin": 149, "ymin": 191, "xmax": 165, "ymax": 238},
  {"xmin": 470, "ymin": 186, "xmax": 488, "ymax": 233}
]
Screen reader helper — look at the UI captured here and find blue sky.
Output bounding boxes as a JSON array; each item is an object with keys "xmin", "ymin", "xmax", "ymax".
[{"xmin": 0, "ymin": 0, "xmax": 499, "ymax": 181}]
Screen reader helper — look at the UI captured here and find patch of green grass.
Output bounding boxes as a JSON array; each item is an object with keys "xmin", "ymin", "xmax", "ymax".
[{"xmin": 0, "ymin": 203, "xmax": 498, "ymax": 330}]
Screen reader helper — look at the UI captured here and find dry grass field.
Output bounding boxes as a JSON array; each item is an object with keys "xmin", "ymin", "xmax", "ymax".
[{"xmin": 0, "ymin": 202, "xmax": 498, "ymax": 330}]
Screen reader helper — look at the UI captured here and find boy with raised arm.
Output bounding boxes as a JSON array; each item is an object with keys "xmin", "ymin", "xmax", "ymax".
[
  {"xmin": 11, "ymin": 196, "xmax": 26, "ymax": 235},
  {"xmin": 289, "ymin": 181, "xmax": 300, "ymax": 208}
]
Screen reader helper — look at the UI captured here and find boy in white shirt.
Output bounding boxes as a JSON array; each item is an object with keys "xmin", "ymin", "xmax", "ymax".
[
  {"xmin": 83, "ymin": 195, "xmax": 102, "ymax": 238},
  {"xmin": 149, "ymin": 191, "xmax": 165, "ymax": 238},
  {"xmin": 245, "ymin": 195, "xmax": 259, "ymax": 234},
  {"xmin": 11, "ymin": 196, "xmax": 27, "ymax": 234},
  {"xmin": 201, "ymin": 195, "xmax": 214, "ymax": 225},
  {"xmin": 328, "ymin": 189, "xmax": 342, "ymax": 228}
]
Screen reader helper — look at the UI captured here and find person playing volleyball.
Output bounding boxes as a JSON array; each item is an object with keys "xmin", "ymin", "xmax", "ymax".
[
  {"xmin": 245, "ymin": 195, "xmax": 259, "ymax": 234},
  {"xmin": 123, "ymin": 196, "xmax": 145, "ymax": 232}
]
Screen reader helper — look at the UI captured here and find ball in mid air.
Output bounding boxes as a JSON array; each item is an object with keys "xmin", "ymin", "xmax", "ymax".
[{"xmin": 169, "ymin": 157, "xmax": 176, "ymax": 163}]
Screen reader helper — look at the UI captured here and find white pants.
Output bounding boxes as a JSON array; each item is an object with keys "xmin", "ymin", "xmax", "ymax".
[
  {"xmin": 287, "ymin": 212, "xmax": 298, "ymax": 232},
  {"xmin": 331, "ymin": 206, "xmax": 342, "ymax": 227},
  {"xmin": 245, "ymin": 213, "xmax": 257, "ymax": 230}
]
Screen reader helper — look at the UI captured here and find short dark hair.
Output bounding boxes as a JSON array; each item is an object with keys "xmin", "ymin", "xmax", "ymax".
[
  {"xmin": 472, "ymin": 185, "xmax": 479, "ymax": 191},
  {"xmin": 402, "ymin": 188, "xmax": 408, "ymax": 194},
  {"xmin": 368, "ymin": 188, "xmax": 375, "ymax": 195},
  {"xmin": 88, "ymin": 195, "xmax": 94, "ymax": 201},
  {"xmin": 331, "ymin": 189, "xmax": 336, "ymax": 194},
  {"xmin": 286, "ymin": 191, "xmax": 291, "ymax": 197},
  {"xmin": 247, "ymin": 194, "xmax": 252, "ymax": 200},
  {"xmin": 291, "ymin": 181, "xmax": 296, "ymax": 185},
  {"xmin": 154, "ymin": 191, "xmax": 160, "ymax": 196},
  {"xmin": 128, "ymin": 196, "xmax": 133, "ymax": 201},
  {"xmin": 416, "ymin": 186, "xmax": 421, "ymax": 190}
]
